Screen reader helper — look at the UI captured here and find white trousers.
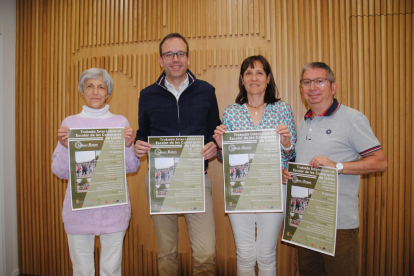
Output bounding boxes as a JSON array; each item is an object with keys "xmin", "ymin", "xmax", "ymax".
[
  {"xmin": 229, "ymin": 186, "xmax": 286, "ymax": 276},
  {"xmin": 229, "ymin": 213, "xmax": 284, "ymax": 276},
  {"xmin": 67, "ymin": 230, "xmax": 126, "ymax": 276}
]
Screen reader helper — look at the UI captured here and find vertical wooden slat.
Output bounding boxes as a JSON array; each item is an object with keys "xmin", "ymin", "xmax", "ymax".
[
  {"xmin": 406, "ymin": 14, "xmax": 413, "ymax": 276},
  {"xmin": 137, "ymin": 54, "xmax": 141, "ymax": 90},
  {"xmin": 397, "ymin": 13, "xmax": 406, "ymax": 276},
  {"xmin": 142, "ymin": 0, "xmax": 146, "ymax": 41},
  {"xmin": 147, "ymin": 0, "xmax": 152, "ymax": 41},
  {"xmin": 248, "ymin": 0, "xmax": 253, "ymax": 34},
  {"xmin": 18, "ymin": 2, "xmax": 26, "ymax": 271},
  {"xmin": 385, "ymin": 13, "xmax": 394, "ymax": 276},
  {"xmin": 254, "ymin": 0, "xmax": 259, "ymax": 34},
  {"xmin": 195, "ymin": 0, "xmax": 200, "ymax": 37},
  {"xmin": 101, "ymin": 0, "xmax": 106, "ymax": 45},
  {"xmin": 217, "ymin": 0, "xmax": 222, "ymax": 36},
  {"xmin": 132, "ymin": 54, "xmax": 137, "ymax": 87},
  {"xmin": 146, "ymin": 53, "xmax": 150, "ymax": 87},
  {"xmin": 391, "ymin": 14, "xmax": 399, "ymax": 276},
  {"xmin": 114, "ymin": 55, "xmax": 118, "ymax": 72},
  {"xmin": 242, "ymin": 0, "xmax": 248, "ymax": 35},
  {"xmin": 162, "ymin": 0, "xmax": 167, "ymax": 27},
  {"xmin": 128, "ymin": 54, "xmax": 133, "ymax": 78},
  {"xmin": 227, "ymin": 0, "xmax": 232, "ymax": 36},
  {"xmin": 259, "ymin": 0, "xmax": 264, "ymax": 37},
  {"xmin": 97, "ymin": 0, "xmax": 101, "ymax": 45},
  {"xmin": 372, "ymin": 13, "xmax": 382, "ymax": 276},
  {"xmin": 203, "ymin": 0, "xmax": 207, "ymax": 37},
  {"xmin": 89, "ymin": 0, "xmax": 93, "ymax": 46},
  {"xmin": 218, "ymin": 48, "xmax": 222, "ymax": 67},
  {"xmin": 105, "ymin": 0, "xmax": 110, "ymax": 44},
  {"xmin": 137, "ymin": 0, "xmax": 142, "ymax": 42},
  {"xmin": 33, "ymin": 2, "xmax": 40, "ymax": 273},
  {"xmin": 119, "ymin": 54, "xmax": 123, "ymax": 72},
  {"xmin": 79, "ymin": 0, "xmax": 84, "ymax": 47},
  {"xmin": 114, "ymin": 0, "xmax": 119, "ymax": 44},
  {"xmin": 110, "ymin": 0, "xmax": 114, "ymax": 44},
  {"xmin": 184, "ymin": 0, "xmax": 189, "ymax": 37},
  {"xmin": 119, "ymin": 0, "xmax": 124, "ymax": 44},
  {"xmin": 71, "ymin": 0, "xmax": 76, "ymax": 53},
  {"xmin": 222, "ymin": 0, "xmax": 227, "ymax": 36},
  {"xmin": 61, "ymin": 0, "xmax": 68, "ymax": 270},
  {"xmin": 129, "ymin": 0, "xmax": 133, "ymax": 42},
  {"xmin": 238, "ymin": 0, "xmax": 243, "ymax": 34},
  {"xmin": 233, "ymin": 0, "xmax": 238, "ymax": 36},
  {"xmin": 205, "ymin": 0, "xmax": 210, "ymax": 37},
  {"xmin": 213, "ymin": 48, "xmax": 217, "ymax": 66}
]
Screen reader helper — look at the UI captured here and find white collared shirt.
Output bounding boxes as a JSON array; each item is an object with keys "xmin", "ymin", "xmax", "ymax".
[{"xmin": 164, "ymin": 75, "xmax": 189, "ymax": 100}]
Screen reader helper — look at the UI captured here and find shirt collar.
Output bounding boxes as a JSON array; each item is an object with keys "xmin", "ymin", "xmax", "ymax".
[
  {"xmin": 156, "ymin": 70, "xmax": 197, "ymax": 90},
  {"xmin": 304, "ymin": 98, "xmax": 341, "ymax": 120},
  {"xmin": 164, "ymin": 75, "xmax": 189, "ymax": 94}
]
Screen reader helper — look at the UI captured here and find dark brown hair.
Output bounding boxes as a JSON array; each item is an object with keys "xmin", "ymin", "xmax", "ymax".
[
  {"xmin": 235, "ymin": 55, "xmax": 280, "ymax": 104},
  {"xmin": 159, "ymin": 33, "xmax": 189, "ymax": 56}
]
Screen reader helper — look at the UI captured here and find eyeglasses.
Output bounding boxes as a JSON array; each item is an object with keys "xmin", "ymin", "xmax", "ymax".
[
  {"xmin": 161, "ymin": 51, "xmax": 188, "ymax": 60},
  {"xmin": 300, "ymin": 78, "xmax": 329, "ymax": 88}
]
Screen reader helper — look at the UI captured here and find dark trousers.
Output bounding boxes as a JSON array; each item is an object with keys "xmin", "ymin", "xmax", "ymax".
[{"xmin": 298, "ymin": 228, "xmax": 359, "ymax": 276}]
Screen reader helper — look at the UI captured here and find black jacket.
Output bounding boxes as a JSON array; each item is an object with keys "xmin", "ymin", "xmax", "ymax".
[{"xmin": 136, "ymin": 70, "xmax": 221, "ymax": 168}]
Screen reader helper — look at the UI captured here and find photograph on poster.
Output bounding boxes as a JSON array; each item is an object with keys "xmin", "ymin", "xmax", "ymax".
[
  {"xmin": 230, "ymin": 181, "xmax": 245, "ymax": 195},
  {"xmin": 74, "ymin": 150, "xmax": 101, "ymax": 178},
  {"xmin": 153, "ymin": 157, "xmax": 179, "ymax": 196},
  {"xmin": 288, "ymin": 186, "xmax": 313, "ymax": 227},
  {"xmin": 76, "ymin": 178, "xmax": 91, "ymax": 193},
  {"xmin": 155, "ymin": 184, "xmax": 170, "ymax": 197},
  {"xmin": 228, "ymin": 153, "xmax": 254, "ymax": 181}
]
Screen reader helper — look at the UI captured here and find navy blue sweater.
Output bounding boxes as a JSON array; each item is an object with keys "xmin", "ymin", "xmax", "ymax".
[{"xmin": 136, "ymin": 70, "xmax": 221, "ymax": 168}]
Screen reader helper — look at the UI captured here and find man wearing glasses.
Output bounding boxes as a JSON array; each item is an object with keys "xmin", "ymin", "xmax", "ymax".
[
  {"xmin": 134, "ymin": 33, "xmax": 220, "ymax": 276},
  {"xmin": 283, "ymin": 62, "xmax": 387, "ymax": 275}
]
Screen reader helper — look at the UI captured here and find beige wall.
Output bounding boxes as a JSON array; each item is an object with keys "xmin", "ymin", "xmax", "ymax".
[{"xmin": 16, "ymin": 0, "xmax": 413, "ymax": 275}]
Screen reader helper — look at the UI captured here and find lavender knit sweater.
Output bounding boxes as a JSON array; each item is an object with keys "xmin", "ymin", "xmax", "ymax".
[{"xmin": 52, "ymin": 115, "xmax": 140, "ymax": 235}]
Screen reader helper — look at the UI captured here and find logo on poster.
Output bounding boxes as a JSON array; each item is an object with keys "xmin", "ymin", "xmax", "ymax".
[
  {"xmin": 227, "ymin": 144, "xmax": 252, "ymax": 152},
  {"xmin": 228, "ymin": 145, "xmax": 236, "ymax": 152},
  {"xmin": 74, "ymin": 141, "xmax": 99, "ymax": 148},
  {"xmin": 154, "ymin": 148, "xmax": 178, "ymax": 155}
]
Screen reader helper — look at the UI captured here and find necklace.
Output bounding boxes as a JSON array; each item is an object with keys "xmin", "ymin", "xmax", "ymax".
[{"xmin": 246, "ymin": 102, "xmax": 264, "ymax": 115}]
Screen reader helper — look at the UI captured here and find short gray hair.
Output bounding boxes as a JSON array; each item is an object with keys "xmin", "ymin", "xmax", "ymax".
[
  {"xmin": 301, "ymin": 62, "xmax": 336, "ymax": 83},
  {"xmin": 78, "ymin": 68, "xmax": 114, "ymax": 95}
]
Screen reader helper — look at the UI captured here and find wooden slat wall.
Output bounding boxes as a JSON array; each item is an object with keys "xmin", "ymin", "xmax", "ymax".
[
  {"xmin": 350, "ymin": 13, "xmax": 413, "ymax": 276},
  {"xmin": 15, "ymin": 0, "xmax": 413, "ymax": 275}
]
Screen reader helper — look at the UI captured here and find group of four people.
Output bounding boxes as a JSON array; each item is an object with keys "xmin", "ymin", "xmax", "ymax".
[{"xmin": 52, "ymin": 32, "xmax": 388, "ymax": 276}]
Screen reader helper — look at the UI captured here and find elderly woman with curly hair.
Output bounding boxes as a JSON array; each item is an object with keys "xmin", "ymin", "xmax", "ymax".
[{"xmin": 52, "ymin": 68, "xmax": 140, "ymax": 276}]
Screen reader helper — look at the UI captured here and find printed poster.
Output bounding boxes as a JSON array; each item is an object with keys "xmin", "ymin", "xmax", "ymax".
[
  {"xmin": 68, "ymin": 128, "xmax": 128, "ymax": 210},
  {"xmin": 282, "ymin": 162, "xmax": 338, "ymax": 256},
  {"xmin": 222, "ymin": 129, "xmax": 283, "ymax": 213},
  {"xmin": 148, "ymin": 136, "xmax": 205, "ymax": 214}
]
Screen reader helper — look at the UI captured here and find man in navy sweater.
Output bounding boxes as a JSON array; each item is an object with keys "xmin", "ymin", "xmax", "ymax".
[{"xmin": 134, "ymin": 33, "xmax": 220, "ymax": 276}]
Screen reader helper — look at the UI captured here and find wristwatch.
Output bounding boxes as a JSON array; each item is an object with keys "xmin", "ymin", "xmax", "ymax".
[{"xmin": 336, "ymin": 162, "xmax": 344, "ymax": 174}]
